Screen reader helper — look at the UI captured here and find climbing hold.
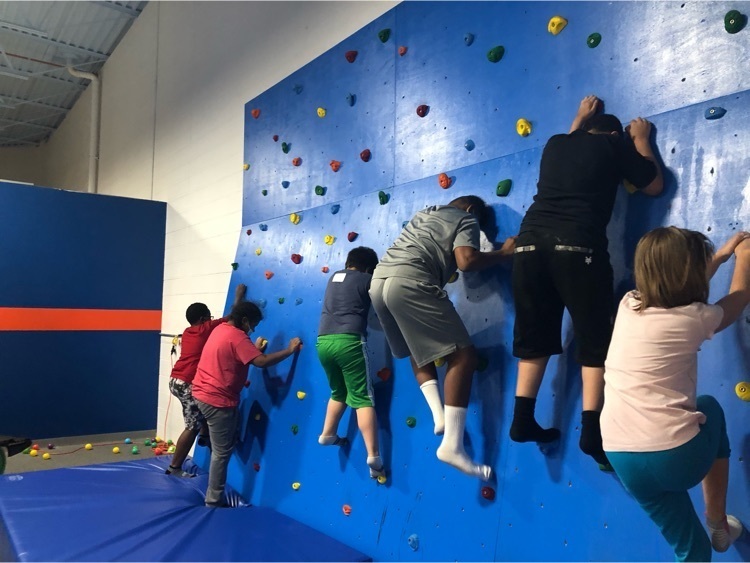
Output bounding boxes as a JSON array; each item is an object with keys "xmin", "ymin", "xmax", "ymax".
[
  {"xmin": 168, "ymin": 445, "xmax": 176, "ymax": 453},
  {"xmin": 42, "ymin": 453, "xmax": 51, "ymax": 460},
  {"xmin": 547, "ymin": 16, "xmax": 568, "ymax": 35},
  {"xmin": 255, "ymin": 248, "xmax": 262, "ymax": 256},
  {"xmin": 253, "ymin": 462, "xmax": 260, "ymax": 472},
  {"xmin": 342, "ymin": 504, "xmax": 352, "ymax": 516},
  {"xmin": 360, "ymin": 149, "xmax": 371, "ymax": 162},
  {"xmin": 281, "ymin": 142, "xmax": 290, "ymax": 154},
  {"xmin": 261, "ymin": 189, "xmax": 268, "ymax": 196},
  {"xmin": 496, "ymin": 179, "xmax": 512, "ymax": 197},
  {"xmin": 447, "ymin": 272, "xmax": 459, "ymax": 284},
  {"xmin": 112, "ymin": 447, "xmax": 120, "ymax": 454},
  {"xmin": 259, "ymin": 338, "xmax": 268, "ymax": 350},
  {"xmin": 278, "ymin": 297, "xmax": 285, "ymax": 304},
  {"xmin": 736, "ymin": 381, "xmax": 750, "ymax": 401},
  {"xmin": 438, "ymin": 173, "xmax": 452, "ymax": 189},
  {"xmin": 124, "ymin": 438, "xmax": 132, "ymax": 444},
  {"xmin": 398, "ymin": 46, "xmax": 408, "ymax": 56},
  {"xmin": 281, "ymin": 180, "xmax": 290, "ymax": 189},
  {"xmin": 259, "ymin": 224, "xmax": 268, "ymax": 231},
  {"xmin": 330, "ymin": 204, "xmax": 340, "ymax": 214},
  {"xmin": 464, "ymin": 139, "xmax": 475, "ymax": 151},
  {"xmin": 22, "ymin": 447, "xmax": 31, "ymax": 454},
  {"xmin": 416, "ymin": 104, "xmax": 429, "ymax": 118},
  {"xmin": 29, "ymin": 449, "xmax": 38, "ymax": 457},
  {"xmin": 376, "ymin": 367, "xmax": 391, "ymax": 382},
  {"xmin": 321, "ymin": 266, "xmax": 330, "ymax": 274},
  {"xmin": 231, "ymin": 262, "xmax": 239, "ymax": 271},
  {"xmin": 378, "ymin": 191, "xmax": 390, "ymax": 205},
  {"xmin": 246, "ymin": 229, "xmax": 252, "ymax": 236},
  {"xmin": 292, "ymin": 84, "xmax": 303, "ymax": 94},
  {"xmin": 705, "ymin": 107, "xmax": 727, "ymax": 120},
  {"xmin": 295, "ymin": 298, "xmax": 303, "ymax": 305},
  {"xmin": 292, "ymin": 482, "xmax": 301, "ymax": 491},
  {"xmin": 315, "ymin": 185, "xmax": 327, "ymax": 196},
  {"xmin": 481, "ymin": 486, "xmax": 496, "ymax": 501},
  {"xmin": 291, "ymin": 254, "xmax": 302, "ymax": 264},
  {"xmin": 464, "ymin": 33, "xmax": 475, "ymax": 46},
  {"xmin": 324, "ymin": 234, "xmax": 335, "ymax": 245},
  {"xmin": 345, "ymin": 50, "xmax": 358, "ymax": 63},
  {"xmin": 258, "ymin": 299, "xmax": 267, "ymax": 308},
  {"xmin": 264, "ymin": 270, "xmax": 274, "ymax": 280},
  {"xmin": 407, "ymin": 534, "xmax": 419, "ymax": 551},
  {"xmin": 516, "ymin": 118, "xmax": 532, "ymax": 137},
  {"xmin": 290, "ymin": 213, "xmax": 301, "ymax": 225},
  {"xmin": 297, "ymin": 391, "xmax": 306, "ymax": 400},
  {"xmin": 254, "ymin": 413, "xmax": 261, "ymax": 421},
  {"xmin": 243, "ymin": 163, "xmax": 250, "ymax": 171},
  {"xmin": 406, "ymin": 416, "xmax": 417, "ymax": 428},
  {"xmin": 487, "ymin": 46, "xmax": 505, "ymax": 63},
  {"xmin": 725, "ymin": 9, "xmax": 746, "ymax": 34},
  {"xmin": 330, "ymin": 160, "xmax": 342, "ymax": 172},
  {"xmin": 131, "ymin": 446, "xmax": 139, "ymax": 455},
  {"xmin": 587, "ymin": 32, "xmax": 602, "ymax": 48},
  {"xmin": 378, "ymin": 28, "xmax": 391, "ymax": 43},
  {"xmin": 291, "ymin": 425, "xmax": 299, "ymax": 435},
  {"xmin": 476, "ymin": 356, "xmax": 489, "ymax": 372},
  {"xmin": 292, "ymin": 157, "xmax": 302, "ymax": 166},
  {"xmin": 402, "ymin": 221, "xmax": 409, "ymax": 229},
  {"xmin": 347, "ymin": 232, "xmax": 359, "ymax": 242},
  {"xmin": 85, "ymin": 443, "xmax": 93, "ymax": 450},
  {"xmin": 623, "ymin": 180, "xmax": 637, "ymax": 194},
  {"xmin": 346, "ymin": 93, "xmax": 356, "ymax": 107},
  {"xmin": 273, "ymin": 135, "xmax": 279, "ymax": 142},
  {"xmin": 317, "ymin": 107, "xmax": 327, "ymax": 118},
  {"xmin": 377, "ymin": 475, "xmax": 387, "ymax": 484},
  {"xmin": 251, "ymin": 109, "xmax": 260, "ymax": 119},
  {"xmin": 434, "ymin": 357, "xmax": 446, "ymax": 367}
]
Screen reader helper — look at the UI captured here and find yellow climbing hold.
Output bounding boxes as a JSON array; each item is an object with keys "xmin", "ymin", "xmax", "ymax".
[
  {"xmin": 434, "ymin": 357, "xmax": 446, "ymax": 367},
  {"xmin": 736, "ymin": 381, "xmax": 750, "ymax": 401},
  {"xmin": 623, "ymin": 180, "xmax": 638, "ymax": 194},
  {"xmin": 516, "ymin": 118, "xmax": 532, "ymax": 137},
  {"xmin": 547, "ymin": 16, "xmax": 568, "ymax": 35},
  {"xmin": 324, "ymin": 234, "xmax": 335, "ymax": 245},
  {"xmin": 292, "ymin": 482, "xmax": 301, "ymax": 490},
  {"xmin": 290, "ymin": 213, "xmax": 301, "ymax": 225},
  {"xmin": 317, "ymin": 107, "xmax": 327, "ymax": 118},
  {"xmin": 243, "ymin": 163, "xmax": 250, "ymax": 171},
  {"xmin": 377, "ymin": 475, "xmax": 387, "ymax": 484},
  {"xmin": 297, "ymin": 391, "xmax": 307, "ymax": 400},
  {"xmin": 255, "ymin": 248, "xmax": 262, "ymax": 256},
  {"xmin": 447, "ymin": 272, "xmax": 459, "ymax": 284}
]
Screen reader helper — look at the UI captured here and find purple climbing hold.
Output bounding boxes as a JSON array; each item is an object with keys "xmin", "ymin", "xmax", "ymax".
[{"xmin": 464, "ymin": 33, "xmax": 475, "ymax": 46}]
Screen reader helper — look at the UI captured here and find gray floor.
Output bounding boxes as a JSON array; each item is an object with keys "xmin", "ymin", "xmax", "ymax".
[{"xmin": 5, "ymin": 429, "xmax": 163, "ymax": 474}]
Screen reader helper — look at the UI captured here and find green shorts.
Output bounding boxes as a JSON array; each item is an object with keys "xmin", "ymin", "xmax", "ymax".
[{"xmin": 316, "ymin": 334, "xmax": 374, "ymax": 409}]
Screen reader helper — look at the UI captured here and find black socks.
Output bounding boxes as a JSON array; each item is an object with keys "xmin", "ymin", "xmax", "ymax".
[
  {"xmin": 579, "ymin": 410, "xmax": 610, "ymax": 467},
  {"xmin": 509, "ymin": 396, "xmax": 561, "ymax": 444}
]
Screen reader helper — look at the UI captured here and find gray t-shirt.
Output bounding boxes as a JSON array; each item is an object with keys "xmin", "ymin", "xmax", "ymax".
[
  {"xmin": 372, "ymin": 205, "xmax": 480, "ymax": 287},
  {"xmin": 318, "ymin": 269, "xmax": 372, "ymax": 336}
]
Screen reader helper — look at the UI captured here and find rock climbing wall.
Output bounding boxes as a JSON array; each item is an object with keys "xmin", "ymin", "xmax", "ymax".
[{"xmin": 213, "ymin": 2, "xmax": 750, "ymax": 560}]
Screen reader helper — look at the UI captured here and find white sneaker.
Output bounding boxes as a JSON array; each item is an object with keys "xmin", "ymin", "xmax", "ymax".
[{"xmin": 707, "ymin": 514, "xmax": 743, "ymax": 552}]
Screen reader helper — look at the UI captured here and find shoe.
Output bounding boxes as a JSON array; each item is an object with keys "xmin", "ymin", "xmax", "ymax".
[
  {"xmin": 165, "ymin": 466, "xmax": 196, "ymax": 479},
  {"xmin": 205, "ymin": 501, "xmax": 231, "ymax": 508},
  {"xmin": 707, "ymin": 514, "xmax": 743, "ymax": 552}
]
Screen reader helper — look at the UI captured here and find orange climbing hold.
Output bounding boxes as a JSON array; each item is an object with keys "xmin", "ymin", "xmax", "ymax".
[
  {"xmin": 251, "ymin": 109, "xmax": 260, "ymax": 119},
  {"xmin": 398, "ymin": 46, "xmax": 408, "ymax": 56},
  {"xmin": 342, "ymin": 504, "xmax": 352, "ymax": 516},
  {"xmin": 292, "ymin": 157, "xmax": 302, "ymax": 166},
  {"xmin": 253, "ymin": 462, "xmax": 260, "ymax": 472},
  {"xmin": 291, "ymin": 254, "xmax": 302, "ymax": 264},
  {"xmin": 264, "ymin": 270, "xmax": 274, "ymax": 280},
  {"xmin": 345, "ymin": 50, "xmax": 358, "ymax": 63},
  {"xmin": 360, "ymin": 149, "xmax": 371, "ymax": 162},
  {"xmin": 438, "ymin": 173, "xmax": 452, "ymax": 189},
  {"xmin": 321, "ymin": 266, "xmax": 330, "ymax": 274},
  {"xmin": 330, "ymin": 160, "xmax": 342, "ymax": 172}
]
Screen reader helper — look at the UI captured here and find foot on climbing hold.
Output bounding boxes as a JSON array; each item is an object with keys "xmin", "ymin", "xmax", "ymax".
[{"xmin": 436, "ymin": 445, "xmax": 492, "ymax": 481}]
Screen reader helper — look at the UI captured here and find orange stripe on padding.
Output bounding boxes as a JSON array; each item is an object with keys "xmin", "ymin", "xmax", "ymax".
[{"xmin": 0, "ymin": 308, "xmax": 162, "ymax": 331}]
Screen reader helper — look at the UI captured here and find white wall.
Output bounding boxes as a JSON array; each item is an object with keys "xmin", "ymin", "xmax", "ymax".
[{"xmin": 27, "ymin": 1, "xmax": 397, "ymax": 441}]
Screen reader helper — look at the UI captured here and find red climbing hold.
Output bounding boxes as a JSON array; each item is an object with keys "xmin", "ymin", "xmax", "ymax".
[
  {"xmin": 398, "ymin": 46, "xmax": 408, "ymax": 56},
  {"xmin": 438, "ymin": 173, "xmax": 452, "ymax": 189},
  {"xmin": 481, "ymin": 486, "xmax": 496, "ymax": 501},
  {"xmin": 244, "ymin": 380, "xmax": 250, "ymax": 388},
  {"xmin": 416, "ymin": 104, "xmax": 429, "ymax": 118},
  {"xmin": 377, "ymin": 367, "xmax": 392, "ymax": 382},
  {"xmin": 246, "ymin": 229, "xmax": 252, "ymax": 235},
  {"xmin": 251, "ymin": 109, "xmax": 260, "ymax": 119},
  {"xmin": 360, "ymin": 149, "xmax": 371, "ymax": 162},
  {"xmin": 253, "ymin": 462, "xmax": 260, "ymax": 472},
  {"xmin": 273, "ymin": 135, "xmax": 279, "ymax": 142},
  {"xmin": 330, "ymin": 160, "xmax": 342, "ymax": 172},
  {"xmin": 321, "ymin": 266, "xmax": 330, "ymax": 274},
  {"xmin": 345, "ymin": 50, "xmax": 358, "ymax": 63},
  {"xmin": 264, "ymin": 270, "xmax": 274, "ymax": 280},
  {"xmin": 292, "ymin": 157, "xmax": 302, "ymax": 166},
  {"xmin": 291, "ymin": 254, "xmax": 302, "ymax": 264},
  {"xmin": 347, "ymin": 232, "xmax": 359, "ymax": 242}
]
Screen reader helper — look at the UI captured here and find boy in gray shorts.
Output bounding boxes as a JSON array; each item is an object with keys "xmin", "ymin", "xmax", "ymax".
[{"xmin": 369, "ymin": 196, "xmax": 515, "ymax": 480}]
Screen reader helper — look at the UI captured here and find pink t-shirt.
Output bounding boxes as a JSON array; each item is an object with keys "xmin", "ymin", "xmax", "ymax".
[
  {"xmin": 601, "ymin": 291, "xmax": 723, "ymax": 452},
  {"xmin": 192, "ymin": 323, "xmax": 262, "ymax": 408}
]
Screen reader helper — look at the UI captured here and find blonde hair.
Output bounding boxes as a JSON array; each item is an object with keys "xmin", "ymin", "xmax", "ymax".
[{"xmin": 633, "ymin": 226, "xmax": 713, "ymax": 310}]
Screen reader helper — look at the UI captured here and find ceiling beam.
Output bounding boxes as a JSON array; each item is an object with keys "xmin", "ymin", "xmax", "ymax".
[
  {"xmin": 0, "ymin": 117, "xmax": 55, "ymax": 131},
  {"xmin": 0, "ymin": 135, "xmax": 40, "ymax": 146},
  {"xmin": 0, "ymin": 26, "xmax": 109, "ymax": 62},
  {"xmin": 0, "ymin": 93, "xmax": 70, "ymax": 112},
  {"xmin": 89, "ymin": 1, "xmax": 142, "ymax": 18}
]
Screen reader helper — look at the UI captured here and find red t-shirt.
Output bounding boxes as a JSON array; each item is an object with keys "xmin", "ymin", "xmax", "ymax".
[
  {"xmin": 191, "ymin": 323, "xmax": 262, "ymax": 408},
  {"xmin": 170, "ymin": 318, "xmax": 226, "ymax": 383}
]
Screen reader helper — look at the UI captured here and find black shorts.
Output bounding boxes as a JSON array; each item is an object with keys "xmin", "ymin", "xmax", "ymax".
[{"xmin": 512, "ymin": 234, "xmax": 614, "ymax": 367}]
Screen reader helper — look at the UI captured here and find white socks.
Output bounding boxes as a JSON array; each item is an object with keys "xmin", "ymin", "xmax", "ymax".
[
  {"xmin": 367, "ymin": 455, "xmax": 385, "ymax": 478},
  {"xmin": 436, "ymin": 405, "xmax": 492, "ymax": 481},
  {"xmin": 318, "ymin": 435, "xmax": 346, "ymax": 446},
  {"xmin": 707, "ymin": 514, "xmax": 743, "ymax": 552},
  {"xmin": 419, "ymin": 380, "xmax": 445, "ymax": 435}
]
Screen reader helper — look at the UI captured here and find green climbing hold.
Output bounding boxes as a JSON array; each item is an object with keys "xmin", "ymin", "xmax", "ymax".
[
  {"xmin": 315, "ymin": 185, "xmax": 327, "ymax": 196},
  {"xmin": 725, "ymin": 10, "xmax": 746, "ymax": 33},
  {"xmin": 378, "ymin": 28, "xmax": 391, "ymax": 43},
  {"xmin": 22, "ymin": 447, "xmax": 31, "ymax": 455},
  {"xmin": 281, "ymin": 142, "xmax": 290, "ymax": 154},
  {"xmin": 496, "ymin": 179, "xmax": 512, "ymax": 197},
  {"xmin": 587, "ymin": 32, "xmax": 602, "ymax": 48},
  {"xmin": 261, "ymin": 189, "xmax": 268, "ymax": 196},
  {"xmin": 291, "ymin": 425, "xmax": 299, "ymax": 435},
  {"xmin": 378, "ymin": 190, "xmax": 390, "ymax": 205},
  {"xmin": 231, "ymin": 262, "xmax": 239, "ymax": 271},
  {"xmin": 487, "ymin": 46, "xmax": 505, "ymax": 63},
  {"xmin": 476, "ymin": 356, "xmax": 489, "ymax": 372},
  {"xmin": 278, "ymin": 297, "xmax": 285, "ymax": 304},
  {"xmin": 406, "ymin": 416, "xmax": 417, "ymax": 428}
]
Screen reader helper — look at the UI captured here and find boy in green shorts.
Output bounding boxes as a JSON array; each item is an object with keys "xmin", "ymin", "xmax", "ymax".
[{"xmin": 316, "ymin": 247, "xmax": 384, "ymax": 479}]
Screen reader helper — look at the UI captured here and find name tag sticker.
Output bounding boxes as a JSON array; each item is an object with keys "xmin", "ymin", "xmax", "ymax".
[{"xmin": 332, "ymin": 272, "xmax": 347, "ymax": 283}]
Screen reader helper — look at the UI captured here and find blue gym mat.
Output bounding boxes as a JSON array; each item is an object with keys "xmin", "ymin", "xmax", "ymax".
[{"xmin": 0, "ymin": 457, "xmax": 370, "ymax": 562}]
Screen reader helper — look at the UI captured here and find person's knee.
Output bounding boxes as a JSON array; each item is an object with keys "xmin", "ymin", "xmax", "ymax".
[{"xmin": 448, "ymin": 346, "xmax": 477, "ymax": 371}]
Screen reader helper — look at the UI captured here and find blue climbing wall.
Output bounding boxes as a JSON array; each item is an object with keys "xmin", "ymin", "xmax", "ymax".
[
  {"xmin": 221, "ymin": 2, "xmax": 750, "ymax": 560},
  {"xmin": 0, "ymin": 182, "xmax": 166, "ymax": 439}
]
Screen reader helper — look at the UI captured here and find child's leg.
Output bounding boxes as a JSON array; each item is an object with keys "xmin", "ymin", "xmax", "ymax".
[
  {"xmin": 356, "ymin": 406, "xmax": 384, "ymax": 477},
  {"xmin": 509, "ymin": 357, "xmax": 561, "ymax": 443},
  {"xmin": 167, "ymin": 378, "xmax": 201, "ymax": 475},
  {"xmin": 410, "ymin": 356, "xmax": 444, "ymax": 435},
  {"xmin": 579, "ymin": 365, "xmax": 610, "ymax": 467},
  {"xmin": 317, "ymin": 336, "xmax": 350, "ymax": 445},
  {"xmin": 435, "ymin": 346, "xmax": 491, "ymax": 481},
  {"xmin": 197, "ymin": 400, "xmax": 239, "ymax": 507},
  {"xmin": 197, "ymin": 421, "xmax": 210, "ymax": 448},
  {"xmin": 319, "ymin": 399, "xmax": 348, "ymax": 445}
]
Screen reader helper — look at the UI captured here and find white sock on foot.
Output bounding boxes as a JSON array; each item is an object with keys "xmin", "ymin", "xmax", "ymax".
[
  {"xmin": 367, "ymin": 455, "xmax": 385, "ymax": 478},
  {"xmin": 420, "ymin": 380, "xmax": 445, "ymax": 435},
  {"xmin": 318, "ymin": 435, "xmax": 344, "ymax": 446},
  {"xmin": 436, "ymin": 405, "xmax": 492, "ymax": 481},
  {"xmin": 707, "ymin": 514, "xmax": 744, "ymax": 552}
]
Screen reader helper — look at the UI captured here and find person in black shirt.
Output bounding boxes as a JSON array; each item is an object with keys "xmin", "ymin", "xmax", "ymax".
[{"xmin": 509, "ymin": 95, "xmax": 664, "ymax": 469}]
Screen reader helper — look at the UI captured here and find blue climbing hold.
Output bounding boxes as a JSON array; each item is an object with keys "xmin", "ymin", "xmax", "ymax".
[
  {"xmin": 281, "ymin": 180, "xmax": 290, "ymax": 189},
  {"xmin": 464, "ymin": 33, "xmax": 475, "ymax": 46},
  {"xmin": 464, "ymin": 139, "xmax": 475, "ymax": 151},
  {"xmin": 330, "ymin": 204, "xmax": 341, "ymax": 214},
  {"xmin": 259, "ymin": 224, "xmax": 268, "ymax": 231},
  {"xmin": 346, "ymin": 93, "xmax": 356, "ymax": 107},
  {"xmin": 258, "ymin": 299, "xmax": 267, "ymax": 309},
  {"xmin": 292, "ymin": 84, "xmax": 303, "ymax": 94},
  {"xmin": 402, "ymin": 220, "xmax": 409, "ymax": 229},
  {"xmin": 407, "ymin": 534, "xmax": 419, "ymax": 551},
  {"xmin": 295, "ymin": 298, "xmax": 303, "ymax": 305},
  {"xmin": 704, "ymin": 107, "xmax": 727, "ymax": 120}
]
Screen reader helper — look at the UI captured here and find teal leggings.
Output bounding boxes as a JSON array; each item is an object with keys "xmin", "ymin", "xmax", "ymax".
[{"xmin": 607, "ymin": 395, "xmax": 730, "ymax": 562}]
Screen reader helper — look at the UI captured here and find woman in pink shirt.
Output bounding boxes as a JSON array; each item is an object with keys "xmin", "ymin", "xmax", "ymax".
[
  {"xmin": 192, "ymin": 301, "xmax": 301, "ymax": 508},
  {"xmin": 602, "ymin": 227, "xmax": 750, "ymax": 561}
]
